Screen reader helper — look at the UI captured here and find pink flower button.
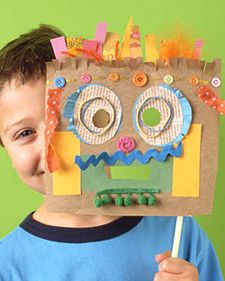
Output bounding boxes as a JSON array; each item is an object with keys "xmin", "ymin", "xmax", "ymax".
[
  {"xmin": 117, "ymin": 136, "xmax": 136, "ymax": 153},
  {"xmin": 80, "ymin": 73, "xmax": 92, "ymax": 84}
]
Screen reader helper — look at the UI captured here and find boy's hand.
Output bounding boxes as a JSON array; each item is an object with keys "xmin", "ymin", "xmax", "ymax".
[{"xmin": 154, "ymin": 251, "xmax": 199, "ymax": 281}]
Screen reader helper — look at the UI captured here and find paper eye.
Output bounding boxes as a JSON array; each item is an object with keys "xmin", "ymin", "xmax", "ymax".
[
  {"xmin": 133, "ymin": 84, "xmax": 192, "ymax": 146},
  {"xmin": 64, "ymin": 84, "xmax": 122, "ymax": 144}
]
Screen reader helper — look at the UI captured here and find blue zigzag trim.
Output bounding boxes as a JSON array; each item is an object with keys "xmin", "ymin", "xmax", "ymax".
[{"xmin": 75, "ymin": 142, "xmax": 182, "ymax": 170}]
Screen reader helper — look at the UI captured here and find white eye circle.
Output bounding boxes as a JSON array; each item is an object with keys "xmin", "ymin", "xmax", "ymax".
[
  {"xmin": 133, "ymin": 84, "xmax": 192, "ymax": 146},
  {"xmin": 64, "ymin": 84, "xmax": 122, "ymax": 145}
]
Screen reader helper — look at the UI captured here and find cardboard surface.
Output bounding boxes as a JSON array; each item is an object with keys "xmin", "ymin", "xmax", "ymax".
[{"xmin": 45, "ymin": 57, "xmax": 220, "ymax": 216}]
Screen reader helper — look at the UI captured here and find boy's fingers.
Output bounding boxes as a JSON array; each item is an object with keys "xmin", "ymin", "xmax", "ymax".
[
  {"xmin": 155, "ymin": 251, "xmax": 171, "ymax": 264},
  {"xmin": 154, "ymin": 271, "xmax": 179, "ymax": 281},
  {"xmin": 158, "ymin": 257, "xmax": 198, "ymax": 275}
]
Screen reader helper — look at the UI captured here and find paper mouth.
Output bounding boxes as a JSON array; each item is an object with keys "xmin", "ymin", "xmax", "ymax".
[{"xmin": 75, "ymin": 142, "xmax": 182, "ymax": 171}]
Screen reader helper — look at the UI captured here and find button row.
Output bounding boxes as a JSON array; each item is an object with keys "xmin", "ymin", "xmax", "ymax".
[{"xmin": 53, "ymin": 74, "xmax": 221, "ymax": 88}]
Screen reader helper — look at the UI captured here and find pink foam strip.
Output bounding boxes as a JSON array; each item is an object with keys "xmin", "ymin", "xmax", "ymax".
[
  {"xmin": 50, "ymin": 36, "xmax": 67, "ymax": 59},
  {"xmin": 94, "ymin": 22, "xmax": 108, "ymax": 43},
  {"xmin": 194, "ymin": 39, "xmax": 204, "ymax": 59},
  {"xmin": 83, "ymin": 40, "xmax": 98, "ymax": 58}
]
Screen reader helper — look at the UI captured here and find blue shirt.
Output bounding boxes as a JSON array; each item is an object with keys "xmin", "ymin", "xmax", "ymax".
[{"xmin": 0, "ymin": 214, "xmax": 223, "ymax": 281}]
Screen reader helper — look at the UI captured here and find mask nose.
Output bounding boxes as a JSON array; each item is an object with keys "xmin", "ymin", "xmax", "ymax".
[{"xmin": 116, "ymin": 136, "xmax": 136, "ymax": 153}]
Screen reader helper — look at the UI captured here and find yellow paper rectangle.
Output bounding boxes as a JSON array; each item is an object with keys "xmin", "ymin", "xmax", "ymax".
[
  {"xmin": 103, "ymin": 32, "xmax": 120, "ymax": 60},
  {"xmin": 51, "ymin": 132, "xmax": 81, "ymax": 195},
  {"xmin": 172, "ymin": 124, "xmax": 202, "ymax": 197},
  {"xmin": 119, "ymin": 16, "xmax": 133, "ymax": 59},
  {"xmin": 145, "ymin": 34, "xmax": 159, "ymax": 63}
]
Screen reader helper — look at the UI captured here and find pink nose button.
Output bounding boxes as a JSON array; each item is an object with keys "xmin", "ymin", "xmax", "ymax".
[
  {"xmin": 80, "ymin": 73, "xmax": 92, "ymax": 84},
  {"xmin": 117, "ymin": 136, "xmax": 136, "ymax": 153}
]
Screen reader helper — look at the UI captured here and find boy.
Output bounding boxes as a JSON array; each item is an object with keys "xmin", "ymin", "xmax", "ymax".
[{"xmin": 0, "ymin": 25, "xmax": 223, "ymax": 281}]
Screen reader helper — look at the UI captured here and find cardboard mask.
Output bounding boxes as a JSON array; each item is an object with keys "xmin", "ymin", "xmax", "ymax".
[{"xmin": 44, "ymin": 21, "xmax": 224, "ymax": 216}]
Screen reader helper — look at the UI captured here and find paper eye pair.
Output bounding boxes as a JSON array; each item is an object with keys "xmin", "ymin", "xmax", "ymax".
[{"xmin": 63, "ymin": 84, "xmax": 192, "ymax": 147}]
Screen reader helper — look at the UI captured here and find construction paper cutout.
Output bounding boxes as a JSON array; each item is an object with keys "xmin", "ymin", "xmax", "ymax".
[
  {"xmin": 103, "ymin": 32, "xmax": 120, "ymax": 61},
  {"xmin": 93, "ymin": 109, "xmax": 110, "ymax": 128},
  {"xmin": 117, "ymin": 136, "xmax": 136, "ymax": 153},
  {"xmin": 82, "ymin": 156, "xmax": 173, "ymax": 192},
  {"xmin": 196, "ymin": 85, "xmax": 225, "ymax": 115},
  {"xmin": 63, "ymin": 84, "xmax": 122, "ymax": 145},
  {"xmin": 172, "ymin": 124, "xmax": 202, "ymax": 197},
  {"xmin": 109, "ymin": 166, "xmax": 150, "ymax": 180},
  {"xmin": 95, "ymin": 22, "xmax": 108, "ymax": 43},
  {"xmin": 51, "ymin": 131, "xmax": 81, "ymax": 195},
  {"xmin": 50, "ymin": 36, "xmax": 67, "ymax": 59},
  {"xmin": 145, "ymin": 34, "xmax": 159, "ymax": 63},
  {"xmin": 194, "ymin": 39, "xmax": 204, "ymax": 59},
  {"xmin": 45, "ymin": 88, "xmax": 63, "ymax": 172},
  {"xmin": 142, "ymin": 107, "xmax": 161, "ymax": 126},
  {"xmin": 83, "ymin": 40, "xmax": 98, "ymax": 58},
  {"xmin": 130, "ymin": 25, "xmax": 142, "ymax": 59},
  {"xmin": 75, "ymin": 142, "xmax": 182, "ymax": 170},
  {"xmin": 119, "ymin": 16, "xmax": 133, "ymax": 59},
  {"xmin": 133, "ymin": 84, "xmax": 192, "ymax": 146}
]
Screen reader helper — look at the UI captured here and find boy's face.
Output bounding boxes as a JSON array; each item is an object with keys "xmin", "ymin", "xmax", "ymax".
[{"xmin": 0, "ymin": 79, "xmax": 46, "ymax": 193}]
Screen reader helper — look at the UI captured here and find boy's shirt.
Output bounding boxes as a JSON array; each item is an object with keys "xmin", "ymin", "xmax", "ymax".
[{"xmin": 0, "ymin": 215, "xmax": 223, "ymax": 281}]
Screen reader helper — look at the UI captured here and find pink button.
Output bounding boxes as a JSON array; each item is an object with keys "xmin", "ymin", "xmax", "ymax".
[{"xmin": 80, "ymin": 73, "xmax": 92, "ymax": 84}]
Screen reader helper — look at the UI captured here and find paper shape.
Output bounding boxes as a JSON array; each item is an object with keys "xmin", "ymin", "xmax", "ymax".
[
  {"xmin": 50, "ymin": 36, "xmax": 67, "ymax": 59},
  {"xmin": 194, "ymin": 39, "xmax": 204, "ymax": 59},
  {"xmin": 51, "ymin": 132, "xmax": 81, "ymax": 196},
  {"xmin": 130, "ymin": 25, "xmax": 142, "ymax": 59},
  {"xmin": 172, "ymin": 124, "xmax": 202, "ymax": 197},
  {"xmin": 95, "ymin": 22, "xmax": 108, "ymax": 43},
  {"xmin": 109, "ymin": 166, "xmax": 150, "ymax": 180},
  {"xmin": 103, "ymin": 32, "xmax": 120, "ymax": 60},
  {"xmin": 82, "ymin": 157, "xmax": 173, "ymax": 192},
  {"xmin": 83, "ymin": 40, "xmax": 98, "ymax": 58},
  {"xmin": 119, "ymin": 16, "xmax": 133, "ymax": 59},
  {"xmin": 145, "ymin": 34, "xmax": 159, "ymax": 63}
]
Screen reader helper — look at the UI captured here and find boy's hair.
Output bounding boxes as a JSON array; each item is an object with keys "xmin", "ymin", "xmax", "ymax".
[
  {"xmin": 0, "ymin": 24, "xmax": 64, "ymax": 146},
  {"xmin": 0, "ymin": 24, "xmax": 64, "ymax": 91}
]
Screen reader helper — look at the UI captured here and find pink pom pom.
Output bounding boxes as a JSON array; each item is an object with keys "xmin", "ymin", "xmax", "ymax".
[{"xmin": 117, "ymin": 136, "xmax": 136, "ymax": 153}]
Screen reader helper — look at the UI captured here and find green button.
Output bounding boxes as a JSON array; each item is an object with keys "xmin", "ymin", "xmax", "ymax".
[{"xmin": 163, "ymin": 74, "xmax": 174, "ymax": 85}]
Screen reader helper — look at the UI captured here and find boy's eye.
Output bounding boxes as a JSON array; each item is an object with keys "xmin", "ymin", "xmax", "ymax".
[{"xmin": 16, "ymin": 129, "xmax": 36, "ymax": 140}]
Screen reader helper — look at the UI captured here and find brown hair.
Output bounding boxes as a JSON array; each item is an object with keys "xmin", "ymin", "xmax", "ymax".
[
  {"xmin": 0, "ymin": 24, "xmax": 64, "ymax": 146},
  {"xmin": 0, "ymin": 24, "xmax": 64, "ymax": 91}
]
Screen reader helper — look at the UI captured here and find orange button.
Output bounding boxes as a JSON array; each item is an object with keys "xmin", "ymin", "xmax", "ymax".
[
  {"xmin": 108, "ymin": 72, "xmax": 120, "ymax": 82},
  {"xmin": 132, "ymin": 72, "xmax": 148, "ymax": 87},
  {"xmin": 189, "ymin": 76, "xmax": 199, "ymax": 86}
]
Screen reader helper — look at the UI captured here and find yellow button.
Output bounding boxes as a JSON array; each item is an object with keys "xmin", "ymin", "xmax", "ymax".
[
  {"xmin": 163, "ymin": 74, "xmax": 174, "ymax": 85},
  {"xmin": 189, "ymin": 76, "xmax": 199, "ymax": 86},
  {"xmin": 132, "ymin": 72, "xmax": 148, "ymax": 87},
  {"xmin": 108, "ymin": 72, "xmax": 120, "ymax": 82}
]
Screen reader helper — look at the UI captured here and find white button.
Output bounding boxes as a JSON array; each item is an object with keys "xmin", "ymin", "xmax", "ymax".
[{"xmin": 211, "ymin": 77, "xmax": 221, "ymax": 88}]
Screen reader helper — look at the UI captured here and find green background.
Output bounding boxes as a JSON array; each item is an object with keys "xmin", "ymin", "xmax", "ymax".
[{"xmin": 0, "ymin": 0, "xmax": 224, "ymax": 276}]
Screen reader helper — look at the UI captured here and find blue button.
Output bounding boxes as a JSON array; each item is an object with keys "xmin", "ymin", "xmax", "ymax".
[{"xmin": 54, "ymin": 77, "xmax": 66, "ymax": 88}]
